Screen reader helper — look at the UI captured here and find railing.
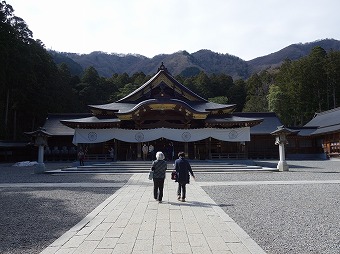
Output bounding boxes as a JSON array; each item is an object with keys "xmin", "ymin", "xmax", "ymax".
[
  {"xmin": 210, "ymin": 153, "xmax": 247, "ymax": 159},
  {"xmin": 85, "ymin": 154, "xmax": 111, "ymax": 161},
  {"xmin": 45, "ymin": 153, "xmax": 111, "ymax": 161},
  {"xmin": 247, "ymin": 151, "xmax": 278, "ymax": 159},
  {"xmin": 328, "ymin": 152, "xmax": 340, "ymax": 158}
]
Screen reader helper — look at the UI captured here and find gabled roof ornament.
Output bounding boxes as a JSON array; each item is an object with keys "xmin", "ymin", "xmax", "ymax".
[{"xmin": 158, "ymin": 62, "xmax": 168, "ymax": 72}]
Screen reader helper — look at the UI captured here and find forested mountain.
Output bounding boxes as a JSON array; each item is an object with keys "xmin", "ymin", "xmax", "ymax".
[
  {"xmin": 51, "ymin": 39, "xmax": 340, "ymax": 79},
  {"xmin": 248, "ymin": 39, "xmax": 340, "ymax": 73},
  {"xmin": 52, "ymin": 50, "xmax": 249, "ymax": 79}
]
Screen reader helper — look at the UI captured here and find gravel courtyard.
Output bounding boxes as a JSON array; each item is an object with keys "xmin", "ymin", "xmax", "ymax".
[
  {"xmin": 199, "ymin": 160, "xmax": 340, "ymax": 254},
  {"xmin": 0, "ymin": 163, "xmax": 132, "ymax": 254},
  {"xmin": 0, "ymin": 160, "xmax": 339, "ymax": 254}
]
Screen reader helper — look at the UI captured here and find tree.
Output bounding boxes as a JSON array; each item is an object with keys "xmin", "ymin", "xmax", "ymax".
[
  {"xmin": 267, "ymin": 85, "xmax": 285, "ymax": 118},
  {"xmin": 228, "ymin": 79, "xmax": 246, "ymax": 111},
  {"xmin": 131, "ymin": 71, "xmax": 147, "ymax": 85},
  {"xmin": 272, "ymin": 59, "xmax": 300, "ymax": 125},
  {"xmin": 209, "ymin": 73, "xmax": 233, "ymax": 98},
  {"xmin": 113, "ymin": 83, "xmax": 139, "ymax": 100},
  {"xmin": 306, "ymin": 46, "xmax": 327, "ymax": 112},
  {"xmin": 0, "ymin": 1, "xmax": 34, "ymax": 137},
  {"xmin": 272, "ymin": 47, "xmax": 337, "ymax": 126},
  {"xmin": 325, "ymin": 50, "xmax": 340, "ymax": 108},
  {"xmin": 243, "ymin": 71, "xmax": 272, "ymax": 112},
  {"xmin": 0, "ymin": 1, "xmax": 54, "ymax": 138},
  {"xmin": 193, "ymin": 71, "xmax": 212, "ymax": 99},
  {"xmin": 81, "ymin": 66, "xmax": 100, "ymax": 85},
  {"xmin": 208, "ymin": 96, "xmax": 228, "ymax": 104}
]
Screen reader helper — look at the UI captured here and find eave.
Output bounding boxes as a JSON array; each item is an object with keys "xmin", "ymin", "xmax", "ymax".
[
  {"xmin": 114, "ymin": 99, "xmax": 211, "ymax": 120},
  {"xmin": 205, "ymin": 115, "xmax": 263, "ymax": 128},
  {"xmin": 61, "ymin": 116, "xmax": 121, "ymax": 129}
]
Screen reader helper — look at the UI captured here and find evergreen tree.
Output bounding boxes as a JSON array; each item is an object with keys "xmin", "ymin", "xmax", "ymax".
[{"xmin": 243, "ymin": 71, "xmax": 272, "ymax": 112}]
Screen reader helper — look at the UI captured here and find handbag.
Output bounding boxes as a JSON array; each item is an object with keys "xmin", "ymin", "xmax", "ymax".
[
  {"xmin": 148, "ymin": 171, "xmax": 153, "ymax": 180},
  {"xmin": 171, "ymin": 170, "xmax": 177, "ymax": 180}
]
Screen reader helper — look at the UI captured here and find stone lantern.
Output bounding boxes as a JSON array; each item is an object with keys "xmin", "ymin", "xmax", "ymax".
[
  {"xmin": 271, "ymin": 125, "xmax": 297, "ymax": 171},
  {"xmin": 25, "ymin": 127, "xmax": 52, "ymax": 173}
]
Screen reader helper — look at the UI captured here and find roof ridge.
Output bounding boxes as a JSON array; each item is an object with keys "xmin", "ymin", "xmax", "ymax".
[
  {"xmin": 116, "ymin": 63, "xmax": 208, "ymax": 103},
  {"xmin": 315, "ymin": 107, "xmax": 340, "ymax": 116}
]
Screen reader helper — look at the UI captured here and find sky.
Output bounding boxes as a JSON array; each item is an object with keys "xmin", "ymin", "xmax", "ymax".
[{"xmin": 6, "ymin": 0, "xmax": 340, "ymax": 60}]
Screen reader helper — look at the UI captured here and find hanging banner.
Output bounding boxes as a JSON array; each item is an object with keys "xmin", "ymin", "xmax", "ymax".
[{"xmin": 72, "ymin": 127, "xmax": 250, "ymax": 144}]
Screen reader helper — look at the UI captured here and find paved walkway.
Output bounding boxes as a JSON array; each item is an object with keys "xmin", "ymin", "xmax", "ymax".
[{"xmin": 40, "ymin": 173, "xmax": 266, "ymax": 254}]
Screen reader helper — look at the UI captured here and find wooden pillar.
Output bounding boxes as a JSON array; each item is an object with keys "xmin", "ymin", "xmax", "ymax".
[
  {"xmin": 115, "ymin": 140, "xmax": 120, "ymax": 161},
  {"xmin": 208, "ymin": 137, "xmax": 212, "ymax": 160},
  {"xmin": 194, "ymin": 143, "xmax": 197, "ymax": 159},
  {"xmin": 137, "ymin": 142, "xmax": 142, "ymax": 160},
  {"xmin": 114, "ymin": 139, "xmax": 117, "ymax": 161},
  {"xmin": 205, "ymin": 139, "xmax": 209, "ymax": 160},
  {"xmin": 184, "ymin": 142, "xmax": 189, "ymax": 158}
]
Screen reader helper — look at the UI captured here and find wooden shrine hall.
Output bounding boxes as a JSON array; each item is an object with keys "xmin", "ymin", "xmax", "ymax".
[{"xmin": 59, "ymin": 63, "xmax": 263, "ymax": 161}]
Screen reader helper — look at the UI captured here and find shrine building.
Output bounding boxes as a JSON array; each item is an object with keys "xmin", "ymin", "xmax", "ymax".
[{"xmin": 59, "ymin": 63, "xmax": 264, "ymax": 161}]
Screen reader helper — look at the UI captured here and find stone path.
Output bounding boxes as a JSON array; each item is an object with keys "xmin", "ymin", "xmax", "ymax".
[{"xmin": 40, "ymin": 173, "xmax": 266, "ymax": 254}]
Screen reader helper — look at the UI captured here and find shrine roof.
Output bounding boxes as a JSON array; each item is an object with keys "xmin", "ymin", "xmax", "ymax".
[
  {"xmin": 311, "ymin": 124, "xmax": 340, "ymax": 135},
  {"xmin": 89, "ymin": 63, "xmax": 236, "ymax": 114},
  {"xmin": 233, "ymin": 112, "xmax": 283, "ymax": 134},
  {"xmin": 304, "ymin": 107, "xmax": 340, "ymax": 135},
  {"xmin": 24, "ymin": 127, "xmax": 53, "ymax": 137},
  {"xmin": 61, "ymin": 116, "xmax": 120, "ymax": 124},
  {"xmin": 89, "ymin": 99, "xmax": 235, "ymax": 114},
  {"xmin": 42, "ymin": 113, "xmax": 91, "ymax": 136},
  {"xmin": 45, "ymin": 112, "xmax": 283, "ymax": 136},
  {"xmin": 206, "ymin": 115, "xmax": 263, "ymax": 126},
  {"xmin": 60, "ymin": 116, "xmax": 120, "ymax": 129},
  {"xmin": 117, "ymin": 64, "xmax": 208, "ymax": 103},
  {"xmin": 285, "ymin": 127, "xmax": 317, "ymax": 136}
]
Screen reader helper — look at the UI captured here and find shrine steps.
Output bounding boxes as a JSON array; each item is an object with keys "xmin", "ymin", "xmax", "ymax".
[{"xmin": 47, "ymin": 160, "xmax": 276, "ymax": 173}]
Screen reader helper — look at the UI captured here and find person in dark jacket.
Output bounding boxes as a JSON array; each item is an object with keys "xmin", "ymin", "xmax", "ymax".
[
  {"xmin": 151, "ymin": 151, "xmax": 167, "ymax": 203},
  {"xmin": 78, "ymin": 149, "xmax": 85, "ymax": 166},
  {"xmin": 174, "ymin": 151, "xmax": 195, "ymax": 202}
]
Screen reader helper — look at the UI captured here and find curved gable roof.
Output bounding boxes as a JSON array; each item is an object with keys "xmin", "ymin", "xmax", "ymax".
[
  {"xmin": 89, "ymin": 63, "xmax": 236, "ymax": 114},
  {"xmin": 91, "ymin": 99, "xmax": 235, "ymax": 114},
  {"xmin": 117, "ymin": 65, "xmax": 208, "ymax": 103}
]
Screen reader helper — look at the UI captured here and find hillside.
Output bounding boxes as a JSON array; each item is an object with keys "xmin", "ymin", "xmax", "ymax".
[
  {"xmin": 52, "ymin": 50, "xmax": 249, "ymax": 80},
  {"xmin": 51, "ymin": 39, "xmax": 340, "ymax": 80},
  {"xmin": 247, "ymin": 38, "xmax": 340, "ymax": 73}
]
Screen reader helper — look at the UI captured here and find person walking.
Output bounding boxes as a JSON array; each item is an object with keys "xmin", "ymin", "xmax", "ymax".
[
  {"xmin": 108, "ymin": 147, "xmax": 114, "ymax": 161},
  {"xmin": 151, "ymin": 151, "xmax": 167, "ymax": 203},
  {"xmin": 78, "ymin": 149, "xmax": 85, "ymax": 166},
  {"xmin": 174, "ymin": 151, "xmax": 195, "ymax": 202},
  {"xmin": 148, "ymin": 144, "xmax": 155, "ymax": 160}
]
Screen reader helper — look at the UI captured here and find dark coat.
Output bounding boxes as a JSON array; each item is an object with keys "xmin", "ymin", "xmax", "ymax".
[
  {"xmin": 151, "ymin": 159, "xmax": 167, "ymax": 178},
  {"xmin": 174, "ymin": 157, "xmax": 194, "ymax": 183}
]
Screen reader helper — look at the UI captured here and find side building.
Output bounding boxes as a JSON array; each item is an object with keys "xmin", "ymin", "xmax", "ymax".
[{"xmin": 303, "ymin": 107, "xmax": 340, "ymax": 158}]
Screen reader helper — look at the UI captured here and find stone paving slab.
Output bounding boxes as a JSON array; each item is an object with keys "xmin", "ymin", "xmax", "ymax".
[
  {"xmin": 0, "ymin": 183, "xmax": 125, "ymax": 188},
  {"xmin": 198, "ymin": 179, "xmax": 340, "ymax": 186},
  {"xmin": 40, "ymin": 174, "xmax": 266, "ymax": 254}
]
